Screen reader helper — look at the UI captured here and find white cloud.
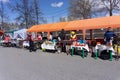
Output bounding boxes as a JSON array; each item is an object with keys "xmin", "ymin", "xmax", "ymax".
[
  {"xmin": 0, "ymin": 0, "xmax": 9, "ymax": 3},
  {"xmin": 51, "ymin": 2, "xmax": 63, "ymax": 8}
]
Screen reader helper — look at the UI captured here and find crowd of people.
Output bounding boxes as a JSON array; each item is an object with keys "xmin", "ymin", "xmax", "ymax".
[{"xmin": 34, "ymin": 27, "xmax": 118, "ymax": 54}]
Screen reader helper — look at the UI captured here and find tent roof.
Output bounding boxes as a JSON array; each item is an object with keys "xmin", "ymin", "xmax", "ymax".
[
  {"xmin": 39, "ymin": 22, "xmax": 68, "ymax": 32},
  {"xmin": 49, "ymin": 22, "xmax": 68, "ymax": 32},
  {"xmin": 27, "ymin": 16, "xmax": 120, "ymax": 32},
  {"xmin": 27, "ymin": 24, "xmax": 52, "ymax": 32},
  {"xmin": 27, "ymin": 25, "xmax": 40, "ymax": 32},
  {"xmin": 65, "ymin": 16, "xmax": 120, "ymax": 30},
  {"xmin": 27, "ymin": 22, "xmax": 68, "ymax": 32},
  {"xmin": 37, "ymin": 24, "xmax": 52, "ymax": 32},
  {"xmin": 14, "ymin": 29, "xmax": 27, "ymax": 39},
  {"xmin": 14, "ymin": 28, "xmax": 27, "ymax": 33}
]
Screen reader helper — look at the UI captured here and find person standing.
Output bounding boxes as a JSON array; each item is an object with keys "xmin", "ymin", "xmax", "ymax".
[
  {"xmin": 104, "ymin": 27, "xmax": 116, "ymax": 45},
  {"xmin": 70, "ymin": 30, "xmax": 77, "ymax": 41},
  {"xmin": 58, "ymin": 29, "xmax": 66, "ymax": 41},
  {"xmin": 57, "ymin": 29, "xmax": 66, "ymax": 53},
  {"xmin": 37, "ymin": 33, "xmax": 42, "ymax": 41},
  {"xmin": 5, "ymin": 35, "xmax": 10, "ymax": 47},
  {"xmin": 28, "ymin": 34, "xmax": 34, "ymax": 52},
  {"xmin": 49, "ymin": 32, "xmax": 53, "ymax": 41}
]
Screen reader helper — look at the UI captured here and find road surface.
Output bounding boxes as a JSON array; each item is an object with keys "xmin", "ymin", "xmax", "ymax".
[{"xmin": 0, "ymin": 46, "xmax": 120, "ymax": 80}]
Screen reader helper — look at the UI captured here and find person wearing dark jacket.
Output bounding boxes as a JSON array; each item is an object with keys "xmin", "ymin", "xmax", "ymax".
[
  {"xmin": 58, "ymin": 29, "xmax": 66, "ymax": 41},
  {"xmin": 104, "ymin": 27, "xmax": 116, "ymax": 45},
  {"xmin": 28, "ymin": 35, "xmax": 34, "ymax": 52},
  {"xmin": 58, "ymin": 29, "xmax": 66, "ymax": 52}
]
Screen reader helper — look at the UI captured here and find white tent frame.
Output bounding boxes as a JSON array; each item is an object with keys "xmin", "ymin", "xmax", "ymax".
[{"xmin": 14, "ymin": 29, "xmax": 27, "ymax": 40}]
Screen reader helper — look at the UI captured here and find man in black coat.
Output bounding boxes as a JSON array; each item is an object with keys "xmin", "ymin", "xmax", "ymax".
[
  {"xmin": 58, "ymin": 29, "xmax": 66, "ymax": 52},
  {"xmin": 58, "ymin": 29, "xmax": 66, "ymax": 41}
]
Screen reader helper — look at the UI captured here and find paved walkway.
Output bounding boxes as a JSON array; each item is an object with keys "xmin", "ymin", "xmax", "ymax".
[{"xmin": 0, "ymin": 47, "xmax": 120, "ymax": 80}]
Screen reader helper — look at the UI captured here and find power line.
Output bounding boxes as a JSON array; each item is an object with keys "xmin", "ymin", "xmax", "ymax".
[
  {"xmin": 44, "ymin": 13, "xmax": 68, "ymax": 23},
  {"xmin": 44, "ymin": 7, "xmax": 69, "ymax": 15},
  {"xmin": 42, "ymin": 7, "xmax": 73, "ymax": 23},
  {"xmin": 44, "ymin": 9, "xmax": 68, "ymax": 18}
]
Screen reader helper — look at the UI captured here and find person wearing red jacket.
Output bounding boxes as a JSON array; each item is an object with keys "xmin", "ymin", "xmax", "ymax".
[
  {"xmin": 37, "ymin": 33, "xmax": 42, "ymax": 41},
  {"xmin": 5, "ymin": 35, "xmax": 10, "ymax": 47}
]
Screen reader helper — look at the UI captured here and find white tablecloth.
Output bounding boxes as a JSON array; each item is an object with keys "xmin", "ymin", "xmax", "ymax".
[{"xmin": 23, "ymin": 41, "xmax": 29, "ymax": 47}]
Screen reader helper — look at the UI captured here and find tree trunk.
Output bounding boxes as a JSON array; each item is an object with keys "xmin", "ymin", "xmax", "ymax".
[
  {"xmin": 109, "ymin": 10, "xmax": 113, "ymax": 16},
  {"xmin": 109, "ymin": 0, "xmax": 113, "ymax": 16},
  {"xmin": 34, "ymin": 0, "xmax": 39, "ymax": 24}
]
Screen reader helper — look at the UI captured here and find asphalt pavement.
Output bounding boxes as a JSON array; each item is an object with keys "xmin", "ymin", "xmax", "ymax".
[{"xmin": 0, "ymin": 46, "xmax": 120, "ymax": 80}]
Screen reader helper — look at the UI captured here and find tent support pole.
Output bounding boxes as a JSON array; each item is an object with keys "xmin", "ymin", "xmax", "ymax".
[
  {"xmin": 47, "ymin": 32, "xmax": 50, "ymax": 40},
  {"xmin": 83, "ymin": 29, "xmax": 86, "ymax": 40},
  {"xmin": 35, "ymin": 32, "xmax": 38, "ymax": 38}
]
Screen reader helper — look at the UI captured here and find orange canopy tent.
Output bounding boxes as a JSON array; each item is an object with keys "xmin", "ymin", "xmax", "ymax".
[
  {"xmin": 27, "ymin": 15, "xmax": 120, "ymax": 39},
  {"xmin": 27, "ymin": 24, "xmax": 53, "ymax": 32},
  {"xmin": 27, "ymin": 25, "xmax": 40, "ymax": 32},
  {"xmin": 36, "ymin": 24, "xmax": 52, "ymax": 32},
  {"xmin": 27, "ymin": 22, "xmax": 68, "ymax": 32},
  {"xmin": 47, "ymin": 22, "xmax": 68, "ymax": 32},
  {"xmin": 64, "ymin": 16, "xmax": 120, "ymax": 30},
  {"xmin": 64, "ymin": 16, "xmax": 120, "ymax": 39},
  {"xmin": 27, "ymin": 22, "xmax": 68, "ymax": 37},
  {"xmin": 28, "ymin": 16, "xmax": 120, "ymax": 32}
]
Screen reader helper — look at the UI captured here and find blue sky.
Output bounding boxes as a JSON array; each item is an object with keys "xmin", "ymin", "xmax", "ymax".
[
  {"xmin": 1, "ymin": 0, "xmax": 69, "ymax": 23},
  {"xmin": 1, "ymin": 0, "xmax": 120, "ymax": 23},
  {"xmin": 40, "ymin": 0, "xmax": 69, "ymax": 23}
]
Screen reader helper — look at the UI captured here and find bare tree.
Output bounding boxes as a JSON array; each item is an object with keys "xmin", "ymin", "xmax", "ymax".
[
  {"xmin": 100, "ymin": 0, "xmax": 120, "ymax": 16},
  {"xmin": 0, "ymin": 1, "xmax": 9, "ymax": 30},
  {"xmin": 68, "ymin": 0, "xmax": 93, "ymax": 20},
  {"xmin": 59, "ymin": 17, "xmax": 67, "ymax": 22},
  {"xmin": 9, "ymin": 0, "xmax": 46, "ymax": 28},
  {"xmin": 0, "ymin": 1, "xmax": 4, "ymax": 30},
  {"xmin": 91, "ymin": 0, "xmax": 107, "ymax": 17},
  {"xmin": 33, "ymin": 0, "xmax": 39, "ymax": 24},
  {"xmin": 33, "ymin": 0, "xmax": 46, "ymax": 24},
  {"xmin": 9, "ymin": 0, "xmax": 34, "ymax": 28}
]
